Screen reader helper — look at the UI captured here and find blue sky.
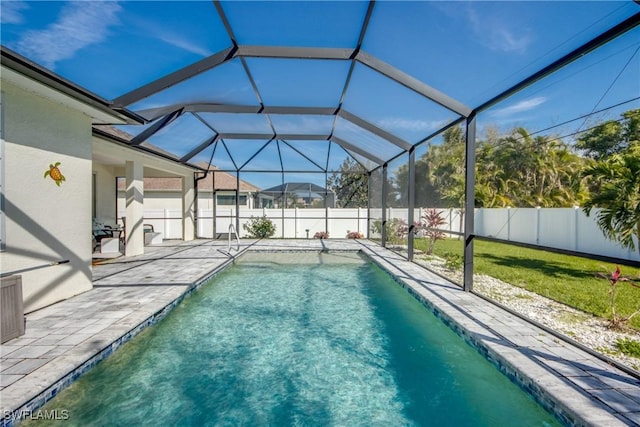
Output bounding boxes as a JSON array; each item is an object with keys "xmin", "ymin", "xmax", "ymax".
[{"xmin": 1, "ymin": 0, "xmax": 639, "ymax": 185}]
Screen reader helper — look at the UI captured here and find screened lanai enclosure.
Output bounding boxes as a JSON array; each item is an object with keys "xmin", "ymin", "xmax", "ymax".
[{"xmin": 3, "ymin": 1, "xmax": 639, "ymax": 291}]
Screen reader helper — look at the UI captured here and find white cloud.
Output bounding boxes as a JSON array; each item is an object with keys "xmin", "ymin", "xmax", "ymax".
[
  {"xmin": 11, "ymin": 2, "xmax": 122, "ymax": 69},
  {"xmin": 378, "ymin": 118, "xmax": 445, "ymax": 132},
  {"xmin": 154, "ymin": 32, "xmax": 211, "ymax": 57},
  {"xmin": 1, "ymin": 1, "xmax": 29, "ymax": 24},
  {"xmin": 491, "ymin": 97, "xmax": 546, "ymax": 117},
  {"xmin": 466, "ymin": 5, "xmax": 532, "ymax": 53},
  {"xmin": 126, "ymin": 14, "xmax": 212, "ymax": 57}
]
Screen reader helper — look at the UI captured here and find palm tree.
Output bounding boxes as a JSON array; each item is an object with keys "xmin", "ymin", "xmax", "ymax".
[{"xmin": 582, "ymin": 142, "xmax": 640, "ymax": 255}]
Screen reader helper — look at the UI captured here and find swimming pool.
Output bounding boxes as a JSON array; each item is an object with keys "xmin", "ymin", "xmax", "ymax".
[{"xmin": 25, "ymin": 251, "xmax": 561, "ymax": 426}]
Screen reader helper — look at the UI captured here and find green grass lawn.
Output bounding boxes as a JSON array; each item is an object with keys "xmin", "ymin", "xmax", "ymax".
[{"xmin": 414, "ymin": 238, "xmax": 640, "ymax": 330}]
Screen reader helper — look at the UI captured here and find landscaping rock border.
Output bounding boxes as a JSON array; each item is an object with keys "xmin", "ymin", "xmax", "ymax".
[{"xmin": 415, "ymin": 256, "xmax": 640, "ymax": 372}]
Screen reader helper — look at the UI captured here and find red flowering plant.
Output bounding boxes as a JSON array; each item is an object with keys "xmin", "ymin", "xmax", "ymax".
[
  {"xmin": 595, "ymin": 265, "xmax": 640, "ymax": 329},
  {"xmin": 314, "ymin": 231, "xmax": 329, "ymax": 239},
  {"xmin": 346, "ymin": 231, "xmax": 364, "ymax": 239},
  {"xmin": 420, "ymin": 208, "xmax": 447, "ymax": 255}
]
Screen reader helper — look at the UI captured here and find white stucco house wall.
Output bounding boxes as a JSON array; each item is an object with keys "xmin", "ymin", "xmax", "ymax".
[
  {"xmin": 113, "ymin": 167, "xmax": 265, "ymax": 239},
  {"xmin": 0, "ymin": 49, "xmax": 199, "ymax": 314},
  {"xmin": 0, "ymin": 54, "xmax": 134, "ymax": 312}
]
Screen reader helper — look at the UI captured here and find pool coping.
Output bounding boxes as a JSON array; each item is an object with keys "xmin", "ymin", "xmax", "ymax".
[
  {"xmin": 1, "ymin": 239, "xmax": 639, "ymax": 426},
  {"xmin": 356, "ymin": 241, "xmax": 640, "ymax": 427}
]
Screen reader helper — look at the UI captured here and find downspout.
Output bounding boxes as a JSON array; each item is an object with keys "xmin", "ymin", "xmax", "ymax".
[{"xmin": 195, "ymin": 170, "xmax": 211, "ymax": 239}]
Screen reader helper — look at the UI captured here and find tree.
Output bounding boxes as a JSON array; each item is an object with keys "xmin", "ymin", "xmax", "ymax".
[
  {"xmin": 486, "ymin": 128, "xmax": 587, "ymax": 207},
  {"xmin": 393, "ymin": 154, "xmax": 441, "ymax": 208},
  {"xmin": 576, "ymin": 108, "xmax": 640, "ymax": 161},
  {"xmin": 327, "ymin": 158, "xmax": 369, "ymax": 207},
  {"xmin": 582, "ymin": 141, "xmax": 640, "ymax": 255},
  {"xmin": 426, "ymin": 125, "xmax": 466, "ymax": 209}
]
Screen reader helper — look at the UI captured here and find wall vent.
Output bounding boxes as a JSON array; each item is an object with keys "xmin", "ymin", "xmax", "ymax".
[{"xmin": 1, "ymin": 275, "xmax": 25, "ymax": 343}]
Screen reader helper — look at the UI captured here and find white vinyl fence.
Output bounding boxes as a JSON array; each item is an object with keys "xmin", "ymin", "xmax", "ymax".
[
  {"xmin": 475, "ymin": 207, "xmax": 640, "ymax": 262},
  {"xmin": 197, "ymin": 208, "xmax": 369, "ymax": 239},
  {"xmin": 122, "ymin": 207, "xmax": 639, "ymax": 262}
]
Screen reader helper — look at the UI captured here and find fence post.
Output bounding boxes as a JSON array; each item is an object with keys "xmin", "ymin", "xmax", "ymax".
[
  {"xmin": 536, "ymin": 206, "xmax": 541, "ymax": 245},
  {"xmin": 295, "ymin": 207, "xmax": 299, "ymax": 239},
  {"xmin": 574, "ymin": 206, "xmax": 579, "ymax": 251},
  {"xmin": 507, "ymin": 206, "xmax": 511, "ymax": 241}
]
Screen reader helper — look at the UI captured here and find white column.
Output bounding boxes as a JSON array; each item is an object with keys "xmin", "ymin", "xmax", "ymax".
[
  {"xmin": 183, "ymin": 176, "xmax": 195, "ymax": 241},
  {"xmin": 125, "ymin": 160, "xmax": 144, "ymax": 256}
]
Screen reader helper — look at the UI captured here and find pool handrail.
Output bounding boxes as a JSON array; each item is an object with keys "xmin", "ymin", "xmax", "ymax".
[{"xmin": 228, "ymin": 224, "xmax": 240, "ymax": 253}]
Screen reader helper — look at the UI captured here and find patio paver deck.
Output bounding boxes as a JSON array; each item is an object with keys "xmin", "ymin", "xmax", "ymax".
[{"xmin": 1, "ymin": 239, "xmax": 639, "ymax": 426}]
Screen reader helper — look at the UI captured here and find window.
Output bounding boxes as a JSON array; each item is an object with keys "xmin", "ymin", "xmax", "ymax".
[{"xmin": 216, "ymin": 194, "xmax": 247, "ymax": 206}]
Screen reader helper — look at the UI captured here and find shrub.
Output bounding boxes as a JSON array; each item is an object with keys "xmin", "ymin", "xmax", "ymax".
[
  {"xmin": 616, "ymin": 338, "xmax": 640, "ymax": 358},
  {"xmin": 371, "ymin": 218, "xmax": 417, "ymax": 245},
  {"xmin": 242, "ymin": 215, "xmax": 276, "ymax": 238},
  {"xmin": 346, "ymin": 231, "xmax": 364, "ymax": 239},
  {"xmin": 314, "ymin": 231, "xmax": 329, "ymax": 239},
  {"xmin": 442, "ymin": 251, "xmax": 462, "ymax": 270}
]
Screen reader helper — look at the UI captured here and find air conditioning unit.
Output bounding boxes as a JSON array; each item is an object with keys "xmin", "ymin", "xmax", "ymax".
[{"xmin": 1, "ymin": 275, "xmax": 25, "ymax": 343}]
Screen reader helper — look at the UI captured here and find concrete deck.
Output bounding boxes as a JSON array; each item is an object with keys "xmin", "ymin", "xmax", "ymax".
[{"xmin": 1, "ymin": 239, "xmax": 639, "ymax": 426}]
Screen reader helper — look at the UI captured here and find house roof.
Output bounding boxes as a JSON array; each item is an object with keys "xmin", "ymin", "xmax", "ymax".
[
  {"xmin": 116, "ymin": 168, "xmax": 260, "ymax": 192},
  {"xmin": 0, "ymin": 48, "xmax": 141, "ymax": 125},
  {"xmin": 261, "ymin": 182, "xmax": 333, "ymax": 195}
]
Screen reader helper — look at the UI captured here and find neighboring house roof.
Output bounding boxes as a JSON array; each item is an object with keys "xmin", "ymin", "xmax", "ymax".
[
  {"xmin": 94, "ymin": 124, "xmax": 135, "ymax": 141},
  {"xmin": 192, "ymin": 162, "xmax": 261, "ymax": 192},
  {"xmin": 261, "ymin": 182, "xmax": 333, "ymax": 195},
  {"xmin": 203, "ymin": 170, "xmax": 261, "ymax": 192},
  {"xmin": 116, "ymin": 167, "xmax": 261, "ymax": 192}
]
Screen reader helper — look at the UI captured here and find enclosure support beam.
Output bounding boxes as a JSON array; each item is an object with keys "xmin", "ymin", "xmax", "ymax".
[
  {"xmin": 113, "ymin": 47, "xmax": 236, "ymax": 107},
  {"xmin": 236, "ymin": 173, "xmax": 241, "ymax": 235},
  {"xmin": 407, "ymin": 148, "xmax": 416, "ymax": 261},
  {"xmin": 281, "ymin": 173, "xmax": 285, "ymax": 239},
  {"xmin": 356, "ymin": 51, "xmax": 471, "ymax": 117},
  {"xmin": 129, "ymin": 108, "xmax": 183, "ymax": 146},
  {"xmin": 473, "ymin": 12, "xmax": 640, "ymax": 115},
  {"xmin": 381, "ymin": 163, "xmax": 388, "ymax": 247},
  {"xmin": 463, "ymin": 114, "xmax": 477, "ymax": 292},
  {"xmin": 367, "ymin": 171, "xmax": 372, "ymax": 239}
]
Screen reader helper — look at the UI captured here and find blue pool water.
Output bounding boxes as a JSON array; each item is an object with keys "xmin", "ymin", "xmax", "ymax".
[{"xmin": 26, "ymin": 252, "xmax": 560, "ymax": 426}]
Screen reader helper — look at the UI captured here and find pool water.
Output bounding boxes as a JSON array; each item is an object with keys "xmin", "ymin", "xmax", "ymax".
[{"xmin": 27, "ymin": 252, "xmax": 561, "ymax": 426}]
